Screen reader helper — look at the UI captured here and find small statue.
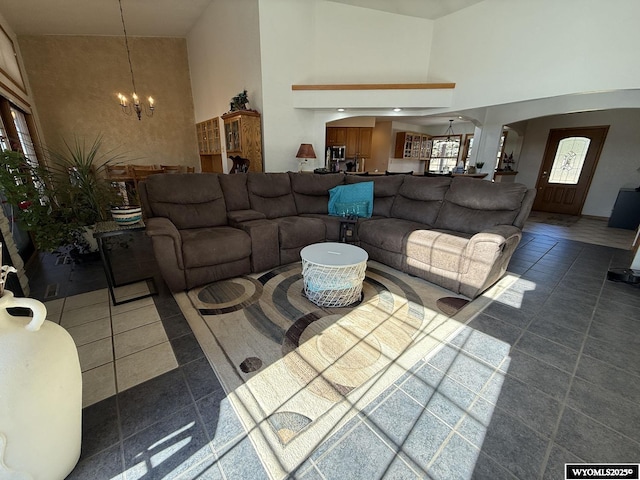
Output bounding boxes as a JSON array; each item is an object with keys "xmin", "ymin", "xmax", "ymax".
[
  {"xmin": 230, "ymin": 155, "xmax": 249, "ymax": 173},
  {"xmin": 230, "ymin": 90, "xmax": 249, "ymax": 111}
]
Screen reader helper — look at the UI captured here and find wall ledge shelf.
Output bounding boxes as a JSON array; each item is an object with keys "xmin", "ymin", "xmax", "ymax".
[
  {"xmin": 291, "ymin": 82, "xmax": 456, "ymax": 110},
  {"xmin": 292, "ymin": 83, "xmax": 456, "ymax": 91}
]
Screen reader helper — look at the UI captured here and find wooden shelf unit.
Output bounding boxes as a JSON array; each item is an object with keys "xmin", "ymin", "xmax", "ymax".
[
  {"xmin": 196, "ymin": 117, "xmax": 223, "ymax": 173},
  {"xmin": 222, "ymin": 110, "xmax": 263, "ymax": 172}
]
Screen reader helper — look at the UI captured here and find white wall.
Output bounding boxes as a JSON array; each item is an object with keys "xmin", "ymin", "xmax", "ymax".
[
  {"xmin": 257, "ymin": 0, "xmax": 435, "ymax": 172},
  {"xmin": 186, "ymin": 0, "xmax": 640, "ymax": 188},
  {"xmin": 258, "ymin": 0, "xmax": 318, "ymax": 172},
  {"xmin": 311, "ymin": 2, "xmax": 433, "ymax": 84},
  {"xmin": 187, "ymin": 0, "xmax": 262, "ymax": 122},
  {"xmin": 428, "ymin": 0, "xmax": 640, "ymax": 111},
  {"xmin": 517, "ymin": 109, "xmax": 640, "ymax": 217}
]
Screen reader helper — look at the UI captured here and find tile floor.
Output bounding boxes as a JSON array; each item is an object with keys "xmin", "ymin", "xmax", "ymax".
[
  {"xmin": 20, "ymin": 215, "xmax": 640, "ymax": 479},
  {"xmin": 523, "ymin": 211, "xmax": 636, "ymax": 250},
  {"xmin": 47, "ymin": 287, "xmax": 178, "ymax": 407}
]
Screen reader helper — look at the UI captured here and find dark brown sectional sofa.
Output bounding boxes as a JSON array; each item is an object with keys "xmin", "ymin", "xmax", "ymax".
[{"xmin": 139, "ymin": 172, "xmax": 535, "ymax": 299}]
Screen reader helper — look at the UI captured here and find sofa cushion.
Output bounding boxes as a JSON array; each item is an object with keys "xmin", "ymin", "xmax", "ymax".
[
  {"xmin": 346, "ymin": 175, "xmax": 404, "ymax": 217},
  {"xmin": 145, "ymin": 173, "xmax": 227, "ymax": 229},
  {"xmin": 358, "ymin": 218, "xmax": 429, "ymax": 254},
  {"xmin": 300, "ymin": 214, "xmax": 343, "ymax": 242},
  {"xmin": 434, "ymin": 177, "xmax": 529, "ymax": 234},
  {"xmin": 289, "ymin": 172, "xmax": 345, "ymax": 214},
  {"xmin": 248, "ymin": 173, "xmax": 297, "ymax": 219},
  {"xmin": 405, "ymin": 229, "xmax": 471, "ymax": 272},
  {"xmin": 219, "ymin": 173, "xmax": 250, "ymax": 211},
  {"xmin": 273, "ymin": 216, "xmax": 326, "ymax": 249},
  {"xmin": 328, "ymin": 182, "xmax": 374, "ymax": 218},
  {"xmin": 180, "ymin": 226, "xmax": 251, "ymax": 268},
  {"xmin": 391, "ymin": 176, "xmax": 451, "ymax": 226}
]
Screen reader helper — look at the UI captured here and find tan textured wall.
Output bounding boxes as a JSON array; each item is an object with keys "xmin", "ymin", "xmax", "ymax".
[{"xmin": 17, "ymin": 35, "xmax": 198, "ymax": 169}]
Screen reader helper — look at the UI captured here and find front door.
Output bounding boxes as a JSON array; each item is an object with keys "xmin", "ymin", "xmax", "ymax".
[{"xmin": 533, "ymin": 126, "xmax": 609, "ymax": 215}]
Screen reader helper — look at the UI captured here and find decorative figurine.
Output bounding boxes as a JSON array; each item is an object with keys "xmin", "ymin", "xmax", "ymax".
[{"xmin": 230, "ymin": 90, "xmax": 249, "ymax": 111}]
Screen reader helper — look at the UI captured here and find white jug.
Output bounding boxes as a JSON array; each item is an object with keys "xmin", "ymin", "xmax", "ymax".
[{"xmin": 0, "ymin": 290, "xmax": 82, "ymax": 480}]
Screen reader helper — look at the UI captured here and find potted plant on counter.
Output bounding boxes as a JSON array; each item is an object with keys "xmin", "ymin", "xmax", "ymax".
[{"xmin": 475, "ymin": 161, "xmax": 485, "ymax": 171}]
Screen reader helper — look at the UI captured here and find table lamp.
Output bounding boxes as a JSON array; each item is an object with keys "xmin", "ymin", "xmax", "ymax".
[{"xmin": 296, "ymin": 144, "xmax": 316, "ymax": 171}]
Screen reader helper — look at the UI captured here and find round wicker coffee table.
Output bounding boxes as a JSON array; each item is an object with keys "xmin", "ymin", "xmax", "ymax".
[{"xmin": 300, "ymin": 242, "xmax": 368, "ymax": 307}]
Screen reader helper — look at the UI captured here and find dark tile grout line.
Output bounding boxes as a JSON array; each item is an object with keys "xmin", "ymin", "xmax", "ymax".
[
  {"xmin": 473, "ymin": 238, "xmax": 640, "ymax": 478},
  {"xmin": 304, "ymin": 314, "xmax": 518, "ymax": 478},
  {"xmin": 105, "ymin": 296, "xmax": 127, "ymax": 475},
  {"xmin": 29, "ymin": 231, "xmax": 640, "ymax": 479},
  {"xmin": 535, "ymin": 252, "xmax": 608, "ymax": 474},
  {"xmin": 67, "ymin": 288, "xmax": 204, "ymax": 474}
]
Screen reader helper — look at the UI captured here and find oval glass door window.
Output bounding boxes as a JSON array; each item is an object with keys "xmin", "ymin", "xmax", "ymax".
[{"xmin": 548, "ymin": 136, "xmax": 591, "ymax": 184}]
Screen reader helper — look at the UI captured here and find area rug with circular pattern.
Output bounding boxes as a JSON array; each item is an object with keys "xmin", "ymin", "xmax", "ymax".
[{"xmin": 173, "ymin": 260, "xmax": 513, "ymax": 479}]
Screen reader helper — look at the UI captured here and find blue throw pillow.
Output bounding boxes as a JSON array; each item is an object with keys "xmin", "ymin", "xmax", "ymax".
[{"xmin": 328, "ymin": 182, "xmax": 374, "ymax": 217}]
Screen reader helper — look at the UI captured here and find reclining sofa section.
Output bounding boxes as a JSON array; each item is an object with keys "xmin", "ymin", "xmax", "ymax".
[{"xmin": 139, "ymin": 172, "xmax": 535, "ymax": 299}]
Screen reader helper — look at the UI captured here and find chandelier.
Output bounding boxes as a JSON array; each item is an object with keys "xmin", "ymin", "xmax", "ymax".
[
  {"xmin": 116, "ymin": 0, "xmax": 155, "ymax": 120},
  {"xmin": 444, "ymin": 119, "xmax": 455, "ymax": 141}
]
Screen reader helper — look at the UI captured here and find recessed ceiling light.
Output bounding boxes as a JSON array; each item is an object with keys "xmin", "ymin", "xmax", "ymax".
[
  {"xmin": 393, "ymin": 108, "xmax": 402, "ymax": 112},
  {"xmin": 337, "ymin": 108, "xmax": 345, "ymax": 112}
]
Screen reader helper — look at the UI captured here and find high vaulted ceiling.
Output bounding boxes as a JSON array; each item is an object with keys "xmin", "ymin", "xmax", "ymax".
[
  {"xmin": 328, "ymin": 0, "xmax": 483, "ymax": 20},
  {"xmin": 1, "ymin": 0, "xmax": 484, "ymax": 37}
]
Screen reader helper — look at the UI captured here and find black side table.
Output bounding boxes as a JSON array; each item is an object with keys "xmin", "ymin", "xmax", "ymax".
[
  {"xmin": 93, "ymin": 220, "xmax": 157, "ymax": 305},
  {"xmin": 339, "ymin": 215, "xmax": 358, "ymax": 243},
  {"xmin": 608, "ymin": 188, "xmax": 640, "ymax": 230}
]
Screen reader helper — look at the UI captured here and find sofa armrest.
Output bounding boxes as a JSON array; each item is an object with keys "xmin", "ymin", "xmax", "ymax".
[
  {"xmin": 227, "ymin": 209, "xmax": 267, "ymax": 228},
  {"xmin": 466, "ymin": 225, "xmax": 521, "ymax": 248},
  {"xmin": 460, "ymin": 225, "xmax": 522, "ymax": 298},
  {"xmin": 237, "ymin": 219, "xmax": 280, "ymax": 272},
  {"xmin": 145, "ymin": 217, "xmax": 184, "ymax": 269}
]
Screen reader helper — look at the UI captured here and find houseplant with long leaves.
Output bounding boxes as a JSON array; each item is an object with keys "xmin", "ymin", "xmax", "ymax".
[{"xmin": 0, "ymin": 136, "xmax": 126, "ymax": 255}]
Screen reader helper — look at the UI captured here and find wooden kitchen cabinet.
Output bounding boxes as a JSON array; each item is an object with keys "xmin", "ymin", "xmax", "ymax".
[
  {"xmin": 222, "ymin": 110, "xmax": 263, "ymax": 172},
  {"xmin": 346, "ymin": 128, "xmax": 359, "ymax": 157},
  {"xmin": 357, "ymin": 127, "xmax": 372, "ymax": 158},
  {"xmin": 326, "ymin": 127, "xmax": 347, "ymax": 146},
  {"xmin": 327, "ymin": 127, "xmax": 372, "ymax": 158}
]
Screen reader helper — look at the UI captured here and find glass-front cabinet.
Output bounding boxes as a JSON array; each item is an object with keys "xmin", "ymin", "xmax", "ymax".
[
  {"xmin": 196, "ymin": 118, "xmax": 221, "ymax": 155},
  {"xmin": 221, "ymin": 110, "xmax": 263, "ymax": 172},
  {"xmin": 394, "ymin": 131, "xmax": 431, "ymax": 160},
  {"xmin": 225, "ymin": 117, "xmax": 241, "ymax": 152}
]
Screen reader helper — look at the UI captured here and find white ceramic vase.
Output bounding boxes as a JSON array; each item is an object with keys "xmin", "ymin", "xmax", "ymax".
[{"xmin": 0, "ymin": 290, "xmax": 82, "ymax": 480}]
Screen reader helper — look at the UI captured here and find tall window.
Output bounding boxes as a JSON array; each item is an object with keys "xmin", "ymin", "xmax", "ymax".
[
  {"xmin": 463, "ymin": 134, "xmax": 474, "ymax": 162},
  {"xmin": 496, "ymin": 131, "xmax": 507, "ymax": 165},
  {"xmin": 462, "ymin": 131, "xmax": 508, "ymax": 167},
  {"xmin": 0, "ymin": 117, "xmax": 10, "ymax": 151},
  {"xmin": 428, "ymin": 135, "xmax": 462, "ymax": 173},
  {"xmin": 0, "ymin": 97, "xmax": 41, "ymax": 261},
  {"xmin": 9, "ymin": 106, "xmax": 38, "ymax": 167}
]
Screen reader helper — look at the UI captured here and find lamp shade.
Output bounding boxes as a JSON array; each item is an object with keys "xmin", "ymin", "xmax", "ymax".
[{"xmin": 296, "ymin": 144, "xmax": 316, "ymax": 159}]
